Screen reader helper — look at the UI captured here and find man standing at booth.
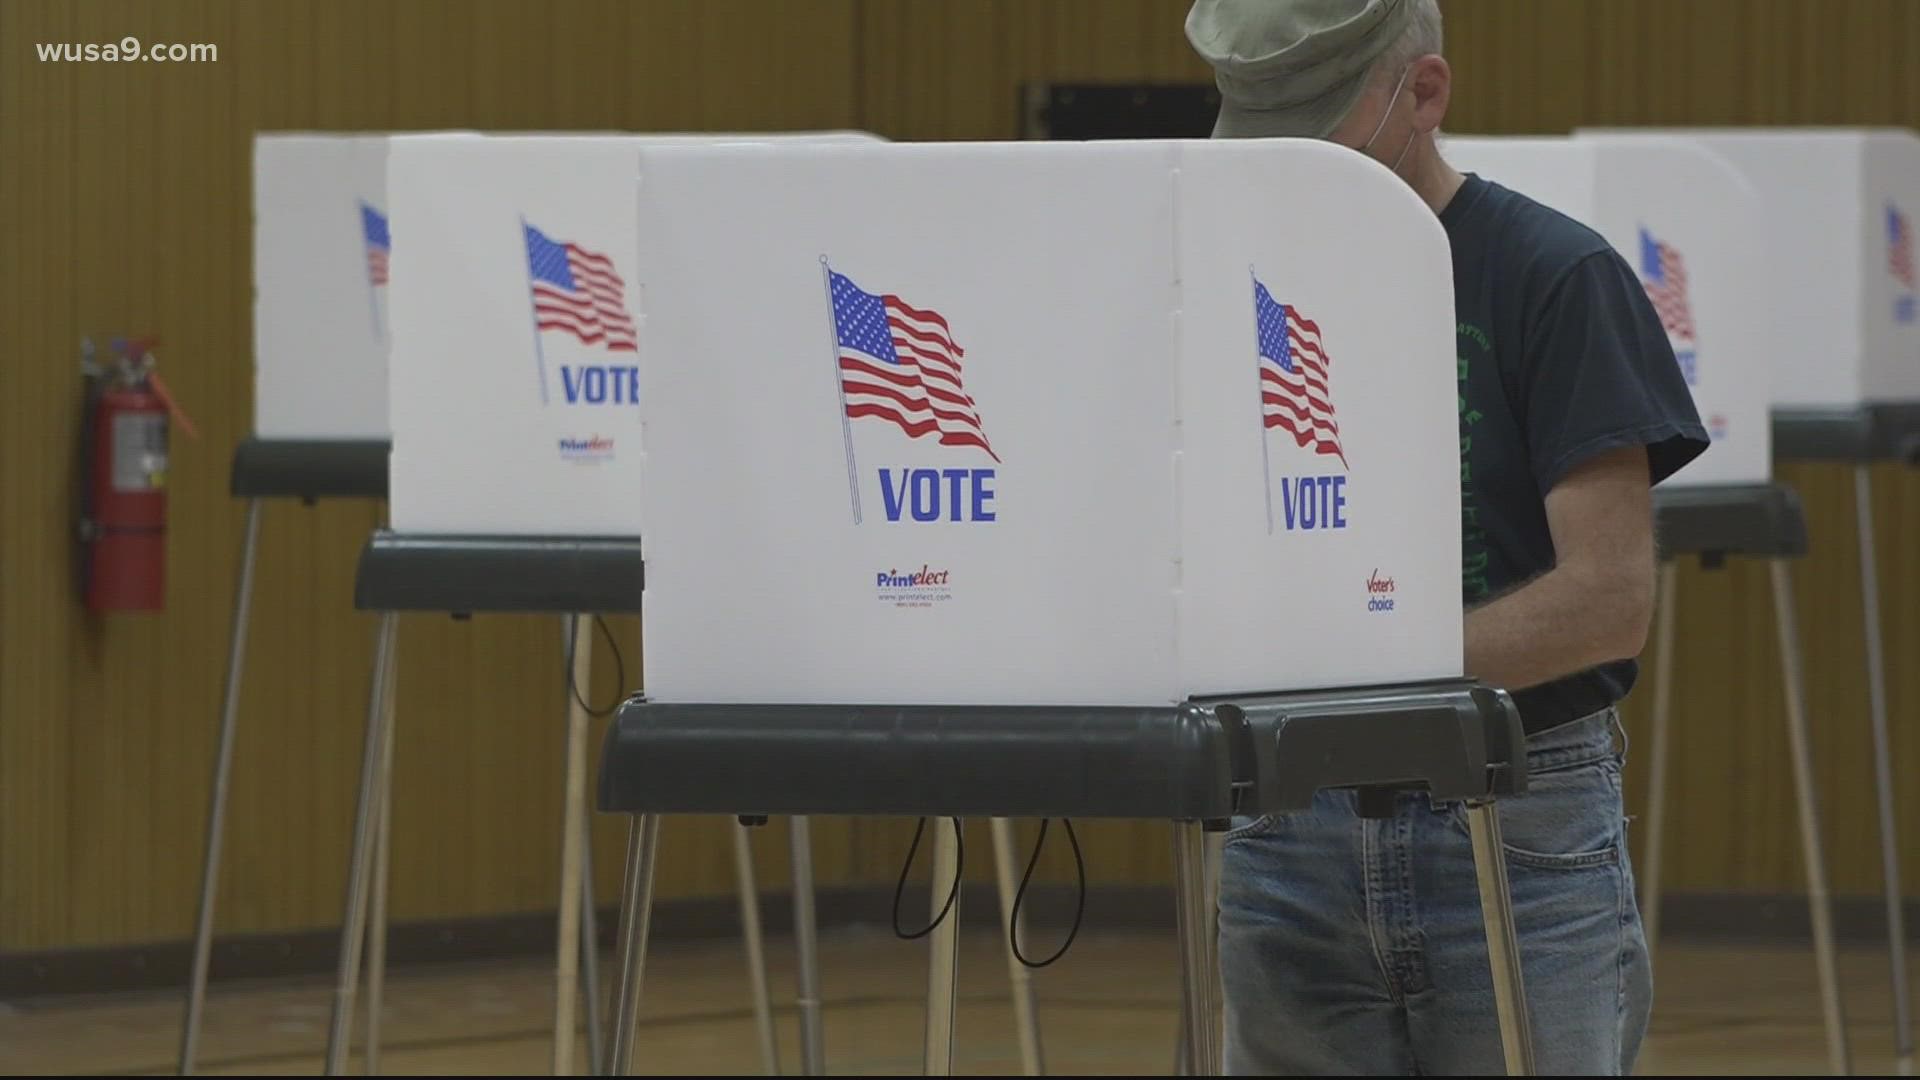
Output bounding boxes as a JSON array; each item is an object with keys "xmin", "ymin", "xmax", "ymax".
[{"xmin": 1186, "ymin": 0, "xmax": 1708, "ymax": 1073}]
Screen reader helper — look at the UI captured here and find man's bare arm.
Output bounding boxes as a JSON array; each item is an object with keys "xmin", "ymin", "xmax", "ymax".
[{"xmin": 1464, "ymin": 444, "xmax": 1658, "ymax": 691}]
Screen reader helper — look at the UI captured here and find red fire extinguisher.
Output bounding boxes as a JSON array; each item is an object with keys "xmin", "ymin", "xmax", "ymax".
[{"xmin": 77, "ymin": 337, "xmax": 196, "ymax": 613}]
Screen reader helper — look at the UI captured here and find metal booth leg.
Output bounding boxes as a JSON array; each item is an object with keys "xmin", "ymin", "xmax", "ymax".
[
  {"xmin": 1159, "ymin": 822, "xmax": 1221, "ymax": 1068},
  {"xmin": 581, "ymin": 800, "xmax": 605, "ymax": 1075},
  {"xmin": 791, "ymin": 816, "xmax": 827, "ymax": 1075},
  {"xmin": 731, "ymin": 820, "xmax": 781, "ymax": 1076},
  {"xmin": 608, "ymin": 814, "xmax": 662, "ymax": 1076},
  {"xmin": 363, "ymin": 634, "xmax": 401, "ymax": 1076},
  {"xmin": 1855, "ymin": 467, "xmax": 1914, "ymax": 1075},
  {"xmin": 324, "ymin": 610, "xmax": 400, "ymax": 1075},
  {"xmin": 558, "ymin": 617, "xmax": 607, "ymax": 1074},
  {"xmin": 180, "ymin": 498, "xmax": 263, "ymax": 1074},
  {"xmin": 1464, "ymin": 802, "xmax": 1536, "ymax": 1076},
  {"xmin": 1771, "ymin": 559, "xmax": 1853, "ymax": 1076},
  {"xmin": 1171, "ymin": 821, "xmax": 1220, "ymax": 1076},
  {"xmin": 1640, "ymin": 559, "xmax": 1680, "ymax": 958},
  {"xmin": 925, "ymin": 819, "xmax": 963, "ymax": 1076},
  {"xmin": 1205, "ymin": 829, "xmax": 1224, "ymax": 1016},
  {"xmin": 555, "ymin": 613, "xmax": 595, "ymax": 1075},
  {"xmin": 989, "ymin": 818, "xmax": 1045, "ymax": 1076}
]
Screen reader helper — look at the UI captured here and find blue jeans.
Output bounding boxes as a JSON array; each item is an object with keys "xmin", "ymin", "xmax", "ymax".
[{"xmin": 1217, "ymin": 709, "xmax": 1652, "ymax": 1075}]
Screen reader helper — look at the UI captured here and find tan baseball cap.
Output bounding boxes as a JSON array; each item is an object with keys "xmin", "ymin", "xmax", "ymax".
[{"xmin": 1185, "ymin": 0, "xmax": 1414, "ymax": 139}]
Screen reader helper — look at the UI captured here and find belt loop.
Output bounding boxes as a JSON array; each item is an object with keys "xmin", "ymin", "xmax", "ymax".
[{"xmin": 1610, "ymin": 707, "xmax": 1629, "ymax": 761}]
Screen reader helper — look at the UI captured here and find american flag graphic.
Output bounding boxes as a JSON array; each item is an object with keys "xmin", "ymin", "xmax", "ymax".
[
  {"xmin": 828, "ymin": 268, "xmax": 997, "ymax": 461},
  {"xmin": 523, "ymin": 222, "xmax": 637, "ymax": 353},
  {"xmin": 1889, "ymin": 204, "xmax": 1915, "ymax": 291},
  {"xmin": 1254, "ymin": 278, "xmax": 1345, "ymax": 468},
  {"xmin": 360, "ymin": 202, "xmax": 390, "ymax": 287},
  {"xmin": 1639, "ymin": 227, "xmax": 1694, "ymax": 341}
]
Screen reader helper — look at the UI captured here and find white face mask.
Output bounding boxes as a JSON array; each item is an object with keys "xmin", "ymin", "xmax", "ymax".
[{"xmin": 1360, "ymin": 64, "xmax": 1418, "ymax": 175}]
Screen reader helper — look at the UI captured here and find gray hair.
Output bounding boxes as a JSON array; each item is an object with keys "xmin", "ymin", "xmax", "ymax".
[{"xmin": 1369, "ymin": 0, "xmax": 1444, "ymax": 88}]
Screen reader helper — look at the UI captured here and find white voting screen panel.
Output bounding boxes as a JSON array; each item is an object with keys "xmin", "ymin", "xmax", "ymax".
[
  {"xmin": 252, "ymin": 134, "xmax": 392, "ymax": 438},
  {"xmin": 635, "ymin": 141, "xmax": 1180, "ymax": 706},
  {"xmin": 1443, "ymin": 135, "xmax": 1770, "ymax": 485},
  {"xmin": 1439, "ymin": 135, "xmax": 1602, "ymax": 222},
  {"xmin": 385, "ymin": 132, "xmax": 882, "ymax": 536},
  {"xmin": 636, "ymin": 139, "xmax": 1468, "ymax": 707},
  {"xmin": 1577, "ymin": 127, "xmax": 1920, "ymax": 407},
  {"xmin": 1585, "ymin": 135, "xmax": 1769, "ymax": 481},
  {"xmin": 1175, "ymin": 139, "xmax": 1462, "ymax": 694},
  {"xmin": 1860, "ymin": 131, "xmax": 1920, "ymax": 404},
  {"xmin": 387, "ymin": 135, "xmax": 645, "ymax": 535}
]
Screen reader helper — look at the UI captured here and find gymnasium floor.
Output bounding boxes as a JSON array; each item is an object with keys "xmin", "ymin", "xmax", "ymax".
[{"xmin": 2, "ymin": 927, "xmax": 1910, "ymax": 1075}]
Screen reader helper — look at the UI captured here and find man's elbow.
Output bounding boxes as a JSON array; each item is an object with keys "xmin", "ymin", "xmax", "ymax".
[{"xmin": 1595, "ymin": 562, "xmax": 1657, "ymax": 662}]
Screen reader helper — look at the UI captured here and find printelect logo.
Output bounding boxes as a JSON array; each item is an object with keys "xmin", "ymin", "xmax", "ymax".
[
  {"xmin": 877, "ymin": 565, "xmax": 949, "ymax": 588},
  {"xmin": 558, "ymin": 435, "xmax": 614, "ymax": 461},
  {"xmin": 874, "ymin": 564, "xmax": 953, "ymax": 608}
]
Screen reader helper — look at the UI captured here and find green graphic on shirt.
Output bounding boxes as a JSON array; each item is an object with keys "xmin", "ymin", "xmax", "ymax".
[{"xmin": 1457, "ymin": 321, "xmax": 1492, "ymax": 601}]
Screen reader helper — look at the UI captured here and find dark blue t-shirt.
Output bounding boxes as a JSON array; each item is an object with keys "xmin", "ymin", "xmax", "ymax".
[{"xmin": 1442, "ymin": 174, "xmax": 1709, "ymax": 735}]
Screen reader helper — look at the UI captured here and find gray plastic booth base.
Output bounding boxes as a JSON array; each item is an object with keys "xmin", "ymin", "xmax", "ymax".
[
  {"xmin": 596, "ymin": 680, "xmax": 1525, "ymax": 823},
  {"xmin": 595, "ymin": 684, "xmax": 1533, "ymax": 1076},
  {"xmin": 1772, "ymin": 404, "xmax": 1920, "ymax": 464},
  {"xmin": 353, "ymin": 531, "xmax": 643, "ymax": 615},
  {"xmin": 1206, "ymin": 680, "xmax": 1525, "ymax": 819},
  {"xmin": 1653, "ymin": 483, "xmax": 1809, "ymax": 565},
  {"xmin": 230, "ymin": 437, "xmax": 390, "ymax": 501}
]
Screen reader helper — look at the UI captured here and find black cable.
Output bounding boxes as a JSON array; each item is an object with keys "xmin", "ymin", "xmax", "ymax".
[
  {"xmin": 564, "ymin": 614, "xmax": 625, "ymax": 718},
  {"xmin": 891, "ymin": 817, "xmax": 965, "ymax": 940},
  {"xmin": 1009, "ymin": 818, "xmax": 1086, "ymax": 968}
]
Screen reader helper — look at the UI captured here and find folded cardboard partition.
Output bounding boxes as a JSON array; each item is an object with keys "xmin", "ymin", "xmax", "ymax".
[
  {"xmin": 631, "ymin": 138, "xmax": 1462, "ymax": 706},
  {"xmin": 1578, "ymin": 126, "xmax": 1920, "ymax": 461},
  {"xmin": 383, "ymin": 131, "xmax": 883, "ymax": 536},
  {"xmin": 253, "ymin": 133, "xmax": 398, "ymax": 443},
  {"xmin": 1443, "ymin": 133, "xmax": 1770, "ymax": 488}
]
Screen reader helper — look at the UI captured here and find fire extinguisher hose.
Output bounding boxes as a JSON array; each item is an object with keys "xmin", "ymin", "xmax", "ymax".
[{"xmin": 146, "ymin": 371, "xmax": 200, "ymax": 440}]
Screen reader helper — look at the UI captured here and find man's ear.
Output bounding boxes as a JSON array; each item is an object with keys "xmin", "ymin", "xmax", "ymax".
[{"xmin": 1409, "ymin": 54, "xmax": 1452, "ymax": 134}]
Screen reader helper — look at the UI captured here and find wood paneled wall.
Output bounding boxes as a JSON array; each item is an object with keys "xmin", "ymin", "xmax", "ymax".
[
  {"xmin": 2, "ymin": 0, "xmax": 1917, "ymax": 953},
  {"xmin": 1434, "ymin": 0, "xmax": 1920, "ymax": 901},
  {"xmin": 0, "ymin": 0, "xmax": 870, "ymax": 953}
]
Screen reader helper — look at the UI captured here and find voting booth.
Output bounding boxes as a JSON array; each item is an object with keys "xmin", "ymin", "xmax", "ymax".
[
  {"xmin": 1572, "ymin": 128, "xmax": 1920, "ymax": 422},
  {"xmin": 387, "ymin": 133, "xmax": 647, "ymax": 536},
  {"xmin": 1573, "ymin": 129, "xmax": 1920, "ymax": 469},
  {"xmin": 634, "ymin": 138, "xmax": 1459, "ymax": 705},
  {"xmin": 334, "ymin": 130, "xmax": 906, "ymax": 1080},
  {"xmin": 180, "ymin": 132, "xmax": 404, "ymax": 1076},
  {"xmin": 385, "ymin": 131, "xmax": 876, "ymax": 536},
  {"xmin": 1440, "ymin": 135, "xmax": 1770, "ymax": 484},
  {"xmin": 1578, "ymin": 125, "xmax": 1920, "ymax": 1077},
  {"xmin": 253, "ymin": 134, "xmax": 395, "ymax": 441},
  {"xmin": 1443, "ymin": 132, "xmax": 1857, "ymax": 1075},
  {"xmin": 594, "ymin": 137, "xmax": 1538, "ymax": 1076}
]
